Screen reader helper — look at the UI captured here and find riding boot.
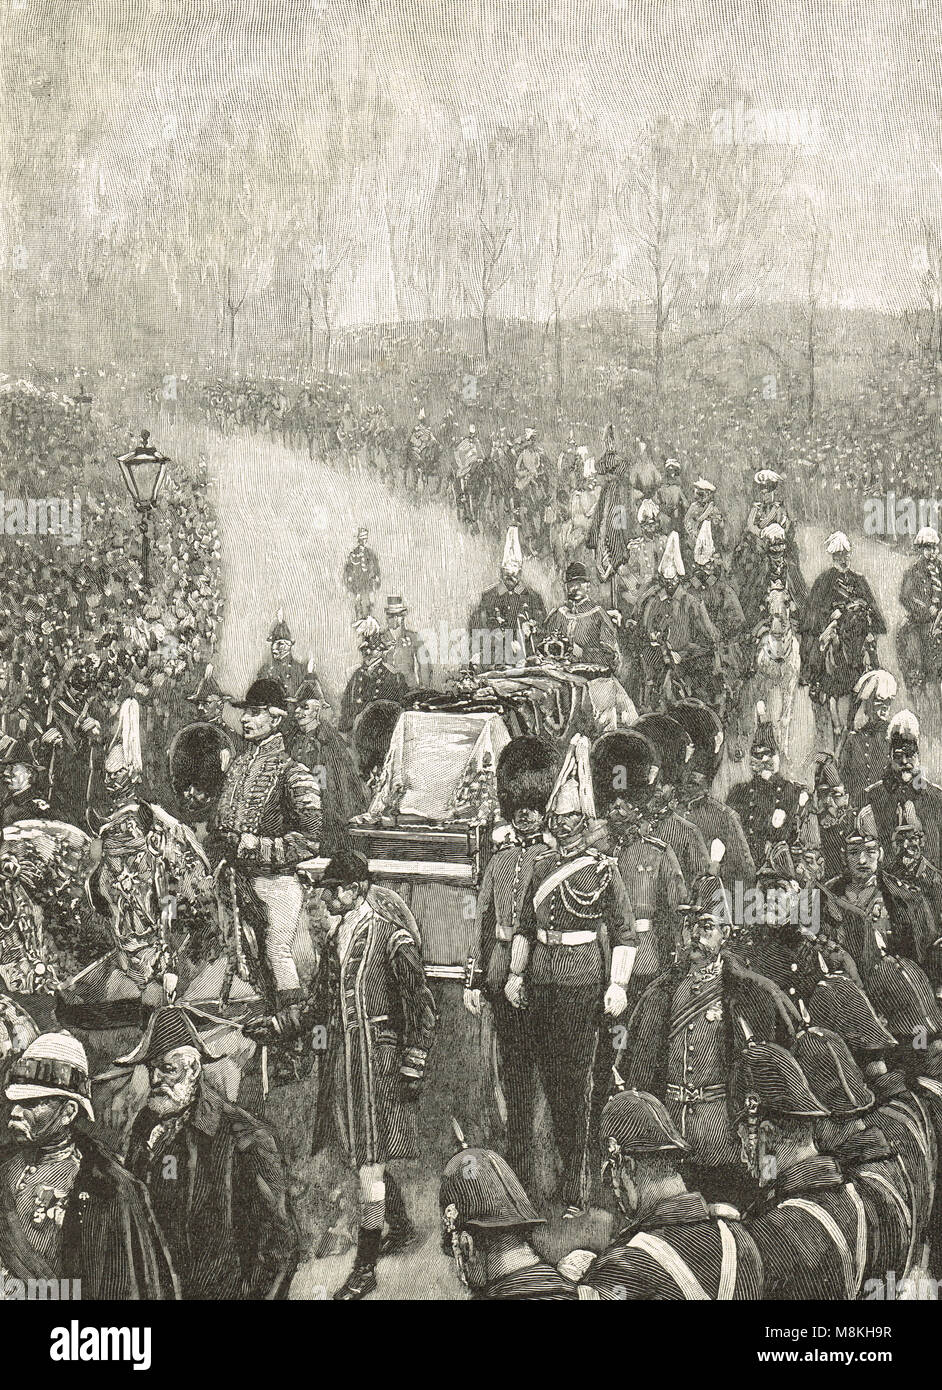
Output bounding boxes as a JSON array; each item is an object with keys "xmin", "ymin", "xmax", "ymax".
[
  {"xmin": 378, "ymin": 1174, "xmax": 416, "ymax": 1257},
  {"xmin": 333, "ymin": 1227, "xmax": 382, "ymax": 1301}
]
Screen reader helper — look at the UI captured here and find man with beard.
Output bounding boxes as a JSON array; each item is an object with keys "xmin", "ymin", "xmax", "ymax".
[
  {"xmin": 289, "ymin": 665, "xmax": 366, "ymax": 856},
  {"xmin": 338, "ymin": 623, "xmax": 410, "ymax": 734},
  {"xmin": 569, "ymin": 1085, "xmax": 763, "ymax": 1300},
  {"xmin": 469, "ymin": 527, "xmax": 547, "ymax": 669},
  {"xmin": 439, "ymin": 1138, "xmax": 574, "ymax": 1300},
  {"xmin": 255, "ymin": 610, "xmax": 308, "ymax": 703},
  {"xmin": 343, "ymin": 527, "xmax": 382, "ymax": 620},
  {"xmin": 738, "ymin": 523, "xmax": 809, "ymax": 659},
  {"xmin": 886, "ymin": 801, "xmax": 942, "ymax": 950},
  {"xmin": 669, "ymin": 699, "xmax": 756, "ymax": 895},
  {"xmin": 615, "ymin": 500, "xmax": 663, "ymax": 620},
  {"xmin": 737, "ymin": 842, "xmax": 860, "ymax": 1013},
  {"xmin": 622, "ymin": 872, "xmax": 799, "ymax": 1206},
  {"xmin": 863, "ymin": 709, "xmax": 942, "ymax": 867},
  {"xmin": 725, "ymin": 704, "xmax": 810, "ymax": 866},
  {"xmin": 0, "ymin": 1032, "xmax": 177, "ymax": 1298},
  {"xmin": 897, "ymin": 525, "xmax": 942, "ymax": 696},
  {"xmin": 543, "ymin": 561, "xmax": 622, "ymax": 674},
  {"xmin": 821, "ymin": 809, "xmax": 936, "ymax": 985},
  {"xmin": 795, "ymin": 1026, "xmax": 911, "ymax": 1287},
  {"xmin": 381, "ymin": 596, "xmax": 433, "ymax": 689},
  {"xmin": 632, "ymin": 712, "xmax": 711, "ymax": 887},
  {"xmin": 505, "ymin": 735, "xmax": 637, "ymax": 1218},
  {"xmin": 0, "ymin": 736, "xmax": 51, "ymax": 827},
  {"xmin": 800, "ymin": 531, "xmax": 886, "ymax": 700},
  {"xmin": 811, "ymin": 752, "xmax": 854, "ymax": 882},
  {"xmin": 838, "ymin": 668, "xmax": 897, "ymax": 809},
  {"xmin": 124, "ymin": 1006, "xmax": 299, "ymax": 1300},
  {"xmin": 637, "ymin": 532, "xmax": 719, "ymax": 706},
  {"xmin": 463, "ymin": 737, "xmax": 559, "ymax": 1196},
  {"xmin": 735, "ymin": 1039, "xmax": 867, "ymax": 1300}
]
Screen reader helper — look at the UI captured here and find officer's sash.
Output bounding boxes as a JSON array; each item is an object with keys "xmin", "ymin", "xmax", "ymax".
[
  {"xmin": 533, "ymin": 856, "xmax": 600, "ymax": 912},
  {"xmin": 668, "ymin": 978, "xmax": 723, "ymax": 1043}
]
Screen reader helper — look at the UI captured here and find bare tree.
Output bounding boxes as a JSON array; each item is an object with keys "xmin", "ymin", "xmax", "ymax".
[{"xmin": 454, "ymin": 137, "xmax": 517, "ymax": 368}]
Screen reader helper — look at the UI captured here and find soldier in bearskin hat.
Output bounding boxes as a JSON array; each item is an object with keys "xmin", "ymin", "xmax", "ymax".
[
  {"xmin": 505, "ymin": 735, "xmax": 637, "ymax": 1218},
  {"xmin": 439, "ymin": 1126, "xmax": 573, "ymax": 1300},
  {"xmin": 734, "ymin": 1039, "xmax": 866, "ymax": 1299},
  {"xmin": 632, "ymin": 712, "xmax": 710, "ymax": 886},
  {"xmin": 591, "ymin": 729, "xmax": 687, "ymax": 991},
  {"xmin": 463, "ymin": 736, "xmax": 560, "ymax": 1194},
  {"xmin": 567, "ymin": 1083, "xmax": 764, "ymax": 1300},
  {"xmin": 725, "ymin": 702, "xmax": 810, "ymax": 865},
  {"xmin": 670, "ymin": 698, "xmax": 755, "ymax": 894}
]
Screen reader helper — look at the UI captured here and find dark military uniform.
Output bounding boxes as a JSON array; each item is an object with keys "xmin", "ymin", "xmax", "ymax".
[
  {"xmin": 645, "ymin": 805, "xmax": 710, "ymax": 888},
  {"xmin": 726, "ymin": 773, "xmax": 806, "ymax": 865},
  {"xmin": 465, "ymin": 833, "xmax": 546, "ymax": 1192},
  {"xmin": 822, "ymin": 870, "xmax": 936, "ymax": 982},
  {"xmin": 838, "ymin": 723, "xmax": 890, "ymax": 810},
  {"xmin": 338, "ymin": 660, "xmax": 409, "ymax": 734},
  {"xmin": 681, "ymin": 789, "xmax": 755, "ymax": 893},
  {"xmin": 610, "ymin": 831, "xmax": 686, "ymax": 984},
  {"xmin": 514, "ymin": 846, "xmax": 637, "ymax": 1208},
  {"xmin": 469, "ymin": 581, "xmax": 547, "ymax": 668},
  {"xmin": 478, "ymin": 1262, "xmax": 577, "ymax": 1301},
  {"xmin": 748, "ymin": 1153, "xmax": 868, "ymax": 1299},
  {"xmin": 578, "ymin": 1192, "xmax": 763, "ymax": 1300},
  {"xmin": 865, "ymin": 771, "xmax": 942, "ymax": 868},
  {"xmin": 1, "ymin": 786, "xmax": 51, "ymax": 828}
]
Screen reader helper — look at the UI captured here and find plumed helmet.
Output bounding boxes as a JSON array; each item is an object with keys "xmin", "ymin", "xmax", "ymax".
[
  {"xmin": 495, "ymin": 736, "xmax": 560, "ymax": 822},
  {"xmin": 888, "ymin": 709, "xmax": 919, "ymax": 751},
  {"xmin": 268, "ymin": 608, "xmax": 293, "ymax": 643},
  {"xmin": 590, "ymin": 730, "xmax": 660, "ymax": 814},
  {"xmin": 794, "ymin": 1027, "xmax": 874, "ymax": 1116}
]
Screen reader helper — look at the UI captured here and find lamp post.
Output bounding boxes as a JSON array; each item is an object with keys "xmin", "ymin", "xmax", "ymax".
[{"xmin": 117, "ymin": 431, "xmax": 169, "ymax": 592}]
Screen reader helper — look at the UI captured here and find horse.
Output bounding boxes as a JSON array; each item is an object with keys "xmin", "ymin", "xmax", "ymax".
[
  {"xmin": 814, "ymin": 597, "xmax": 878, "ymax": 750},
  {"xmin": 739, "ymin": 582, "xmax": 801, "ymax": 762}
]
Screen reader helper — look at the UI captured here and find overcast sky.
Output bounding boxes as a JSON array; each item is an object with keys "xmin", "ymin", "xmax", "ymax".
[{"xmin": 5, "ymin": 0, "xmax": 942, "ymax": 321}]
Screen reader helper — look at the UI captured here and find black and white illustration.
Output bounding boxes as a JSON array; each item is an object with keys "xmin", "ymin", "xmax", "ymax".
[{"xmin": 3, "ymin": 0, "xmax": 942, "ymax": 1310}]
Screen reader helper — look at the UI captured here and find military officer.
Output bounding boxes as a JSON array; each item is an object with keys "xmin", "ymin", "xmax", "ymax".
[
  {"xmin": 381, "ymin": 596, "xmax": 433, "ymax": 689},
  {"xmin": 184, "ymin": 662, "xmax": 234, "ymax": 734},
  {"xmin": 591, "ymin": 730, "xmax": 687, "ymax": 991},
  {"xmin": 440, "ymin": 1136, "xmax": 575, "ymax": 1300},
  {"xmin": 255, "ymin": 610, "xmax": 308, "ymax": 702},
  {"xmin": 542, "ymin": 561, "xmax": 622, "ymax": 674},
  {"xmin": 670, "ymin": 699, "xmax": 756, "ymax": 895},
  {"xmin": 636, "ymin": 532, "xmax": 720, "ymax": 706},
  {"xmin": 208, "ymin": 677, "xmax": 323, "ymax": 1010},
  {"xmin": 343, "ymin": 526, "xmax": 382, "ymax": 619},
  {"xmin": 897, "ymin": 525, "xmax": 942, "ymax": 694},
  {"xmin": 0, "ymin": 736, "xmax": 51, "ymax": 828},
  {"xmin": 615, "ymin": 499, "xmax": 662, "ymax": 619},
  {"xmin": 800, "ymin": 531, "xmax": 886, "ymax": 702},
  {"xmin": 568, "ymin": 1085, "xmax": 763, "ymax": 1300},
  {"xmin": 682, "ymin": 478, "xmax": 726, "ymax": 569},
  {"xmin": 463, "ymin": 736, "xmax": 560, "ymax": 1194},
  {"xmin": 736, "ymin": 1039, "xmax": 867, "ymax": 1300},
  {"xmin": 454, "ymin": 423, "xmax": 484, "ymax": 529},
  {"xmin": 288, "ymin": 663, "xmax": 367, "ymax": 856},
  {"xmin": 725, "ymin": 704, "xmax": 810, "ymax": 865},
  {"xmin": 506, "ymin": 735, "xmax": 638, "ymax": 1217},
  {"xmin": 654, "ymin": 457, "xmax": 687, "ymax": 537},
  {"xmin": 632, "ymin": 712, "xmax": 711, "ymax": 886},
  {"xmin": 469, "ymin": 527, "xmax": 547, "ymax": 669},
  {"xmin": 338, "ymin": 622, "xmax": 410, "ymax": 734},
  {"xmin": 863, "ymin": 708, "xmax": 942, "ymax": 868},
  {"xmin": 811, "ymin": 752, "xmax": 853, "ymax": 881},
  {"xmin": 838, "ymin": 668, "xmax": 897, "ymax": 809}
]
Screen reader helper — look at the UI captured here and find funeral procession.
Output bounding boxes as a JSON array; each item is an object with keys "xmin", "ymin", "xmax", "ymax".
[{"xmin": 7, "ymin": 0, "xmax": 942, "ymax": 1324}]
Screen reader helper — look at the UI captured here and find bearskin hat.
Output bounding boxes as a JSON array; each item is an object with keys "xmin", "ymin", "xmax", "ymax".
[
  {"xmin": 495, "ymin": 736, "xmax": 560, "ymax": 822},
  {"xmin": 590, "ymin": 730, "xmax": 660, "ymax": 815},
  {"xmin": 669, "ymin": 700, "xmax": 724, "ymax": 781},
  {"xmin": 632, "ymin": 713, "xmax": 694, "ymax": 788},
  {"xmin": 168, "ymin": 724, "xmax": 230, "ymax": 805}
]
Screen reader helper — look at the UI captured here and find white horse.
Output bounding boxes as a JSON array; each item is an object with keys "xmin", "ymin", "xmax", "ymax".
[{"xmin": 748, "ymin": 583, "xmax": 801, "ymax": 761}]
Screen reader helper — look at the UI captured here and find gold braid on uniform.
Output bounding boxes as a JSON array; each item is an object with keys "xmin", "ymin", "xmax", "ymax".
[{"xmin": 552, "ymin": 859, "xmax": 612, "ymax": 923}]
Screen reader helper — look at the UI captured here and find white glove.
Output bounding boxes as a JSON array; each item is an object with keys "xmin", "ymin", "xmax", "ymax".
[
  {"xmin": 604, "ymin": 983, "xmax": 628, "ymax": 1017},
  {"xmin": 504, "ymin": 974, "xmax": 526, "ymax": 1009},
  {"xmin": 558, "ymin": 1249, "xmax": 597, "ymax": 1282},
  {"xmin": 463, "ymin": 988, "xmax": 482, "ymax": 1017}
]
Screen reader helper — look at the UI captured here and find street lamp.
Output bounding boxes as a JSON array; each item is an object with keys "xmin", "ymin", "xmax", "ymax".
[{"xmin": 117, "ymin": 430, "xmax": 169, "ymax": 592}]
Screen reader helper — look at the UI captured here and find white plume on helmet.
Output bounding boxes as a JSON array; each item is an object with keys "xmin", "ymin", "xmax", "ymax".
[
  {"xmin": 693, "ymin": 518, "xmax": 715, "ymax": 566},
  {"xmin": 502, "ymin": 527, "xmax": 523, "ymax": 572},
  {"xmin": 658, "ymin": 531, "xmax": 685, "ymax": 579}
]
